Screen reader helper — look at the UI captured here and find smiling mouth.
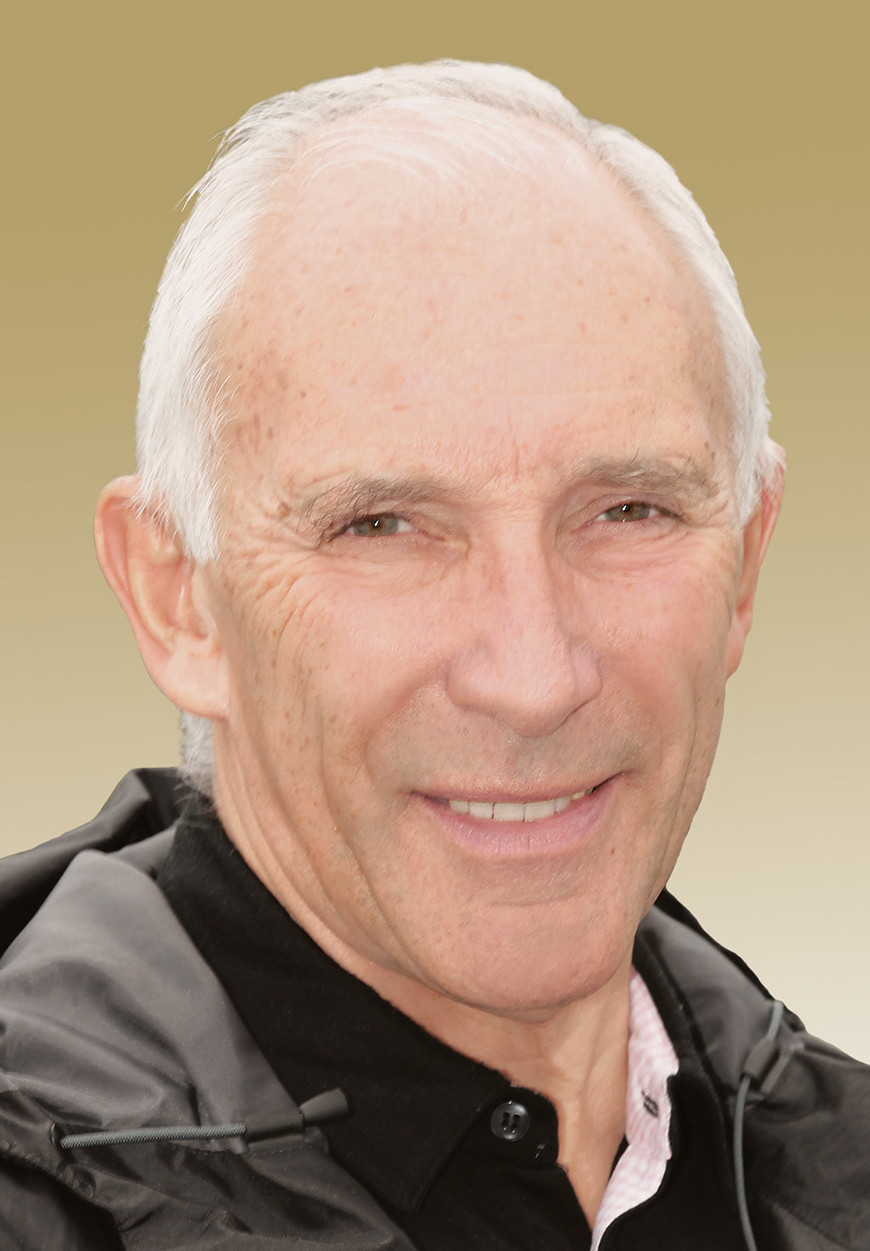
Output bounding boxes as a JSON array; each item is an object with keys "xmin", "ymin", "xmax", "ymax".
[{"xmin": 442, "ymin": 789, "xmax": 595, "ymax": 823}]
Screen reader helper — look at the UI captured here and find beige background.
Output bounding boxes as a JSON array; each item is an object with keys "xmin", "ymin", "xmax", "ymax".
[{"xmin": 2, "ymin": 1, "xmax": 867, "ymax": 1059}]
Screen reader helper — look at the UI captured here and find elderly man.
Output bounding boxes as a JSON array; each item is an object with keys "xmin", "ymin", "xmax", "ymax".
[{"xmin": 0, "ymin": 61, "xmax": 866, "ymax": 1251}]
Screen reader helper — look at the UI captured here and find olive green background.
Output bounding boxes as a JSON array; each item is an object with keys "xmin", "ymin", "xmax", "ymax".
[{"xmin": 2, "ymin": 1, "xmax": 867, "ymax": 1059}]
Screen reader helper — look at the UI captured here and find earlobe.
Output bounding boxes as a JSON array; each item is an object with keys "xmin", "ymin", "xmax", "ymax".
[
  {"xmin": 94, "ymin": 476, "xmax": 229, "ymax": 719},
  {"xmin": 726, "ymin": 443, "xmax": 786, "ymax": 676}
]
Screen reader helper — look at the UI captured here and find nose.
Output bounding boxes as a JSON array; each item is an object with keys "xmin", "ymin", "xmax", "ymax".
[{"xmin": 444, "ymin": 535, "xmax": 602, "ymax": 738}]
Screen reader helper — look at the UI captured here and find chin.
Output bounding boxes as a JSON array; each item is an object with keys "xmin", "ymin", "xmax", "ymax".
[{"xmin": 426, "ymin": 924, "xmax": 635, "ymax": 1021}]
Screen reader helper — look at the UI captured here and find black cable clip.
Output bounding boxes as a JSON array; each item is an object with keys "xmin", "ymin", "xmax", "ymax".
[
  {"xmin": 741, "ymin": 1035, "xmax": 781, "ymax": 1088},
  {"xmin": 245, "ymin": 1087, "xmax": 351, "ymax": 1145}
]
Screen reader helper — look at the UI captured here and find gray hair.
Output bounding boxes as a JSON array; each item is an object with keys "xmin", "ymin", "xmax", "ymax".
[{"xmin": 134, "ymin": 60, "xmax": 774, "ymax": 791}]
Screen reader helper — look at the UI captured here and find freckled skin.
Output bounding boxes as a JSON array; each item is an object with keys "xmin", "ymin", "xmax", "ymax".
[{"xmin": 201, "ymin": 112, "xmax": 759, "ymax": 1038}]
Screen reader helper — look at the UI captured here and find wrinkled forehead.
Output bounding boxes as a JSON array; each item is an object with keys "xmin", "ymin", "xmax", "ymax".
[{"xmin": 216, "ymin": 101, "xmax": 729, "ymax": 470}]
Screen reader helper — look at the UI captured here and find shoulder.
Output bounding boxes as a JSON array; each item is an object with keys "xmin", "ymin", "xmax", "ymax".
[
  {"xmin": 0, "ymin": 775, "xmax": 415, "ymax": 1249},
  {"xmin": 640, "ymin": 894, "xmax": 870, "ymax": 1250}
]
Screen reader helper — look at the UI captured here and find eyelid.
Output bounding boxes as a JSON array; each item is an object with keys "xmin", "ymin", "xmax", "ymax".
[
  {"xmin": 593, "ymin": 499, "xmax": 668, "ymax": 521},
  {"xmin": 334, "ymin": 511, "xmax": 413, "ymax": 538}
]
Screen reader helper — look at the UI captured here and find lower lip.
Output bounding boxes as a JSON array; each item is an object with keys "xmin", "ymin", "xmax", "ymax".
[{"xmin": 418, "ymin": 781, "xmax": 613, "ymax": 859}]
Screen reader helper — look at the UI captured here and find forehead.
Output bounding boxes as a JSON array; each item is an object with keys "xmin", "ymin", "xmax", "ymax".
[{"xmin": 219, "ymin": 105, "xmax": 729, "ymax": 485}]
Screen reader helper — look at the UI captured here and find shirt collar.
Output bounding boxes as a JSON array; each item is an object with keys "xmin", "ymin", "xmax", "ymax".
[{"xmin": 592, "ymin": 968, "xmax": 680, "ymax": 1247}]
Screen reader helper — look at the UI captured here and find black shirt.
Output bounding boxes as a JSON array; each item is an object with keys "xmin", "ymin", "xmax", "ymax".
[{"xmin": 159, "ymin": 806, "xmax": 749, "ymax": 1249}]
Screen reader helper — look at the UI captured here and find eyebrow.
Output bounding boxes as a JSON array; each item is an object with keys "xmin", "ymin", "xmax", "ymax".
[
  {"xmin": 568, "ymin": 453, "xmax": 720, "ymax": 502},
  {"xmin": 295, "ymin": 452, "xmax": 721, "ymax": 531},
  {"xmin": 298, "ymin": 474, "xmax": 474, "ymax": 531}
]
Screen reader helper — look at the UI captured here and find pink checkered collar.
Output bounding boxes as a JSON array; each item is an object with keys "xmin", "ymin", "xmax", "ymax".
[{"xmin": 591, "ymin": 967, "xmax": 679, "ymax": 1248}]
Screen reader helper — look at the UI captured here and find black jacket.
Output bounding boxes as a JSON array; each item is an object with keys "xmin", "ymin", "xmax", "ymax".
[{"xmin": 0, "ymin": 769, "xmax": 867, "ymax": 1249}]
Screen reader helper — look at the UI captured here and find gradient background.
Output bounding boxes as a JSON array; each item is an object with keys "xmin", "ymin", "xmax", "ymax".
[{"xmin": 2, "ymin": 1, "xmax": 867, "ymax": 1060}]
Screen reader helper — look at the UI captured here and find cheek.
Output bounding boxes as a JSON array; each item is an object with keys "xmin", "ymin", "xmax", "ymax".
[
  {"xmin": 596, "ymin": 561, "xmax": 737, "ymax": 804},
  {"xmin": 208, "ymin": 552, "xmax": 331, "ymax": 763},
  {"xmin": 601, "ymin": 559, "xmax": 735, "ymax": 687},
  {"xmin": 230, "ymin": 568, "xmax": 445, "ymax": 774}
]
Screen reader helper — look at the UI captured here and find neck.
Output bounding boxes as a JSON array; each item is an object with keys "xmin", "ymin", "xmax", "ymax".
[{"xmin": 355, "ymin": 949, "xmax": 632, "ymax": 1225}]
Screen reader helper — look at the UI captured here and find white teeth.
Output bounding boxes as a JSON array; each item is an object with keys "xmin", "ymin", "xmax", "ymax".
[
  {"xmin": 494, "ymin": 803, "xmax": 525, "ymax": 821},
  {"xmin": 522, "ymin": 799, "xmax": 557, "ymax": 822},
  {"xmin": 447, "ymin": 790, "xmax": 590, "ymax": 822},
  {"xmin": 468, "ymin": 801, "xmax": 494, "ymax": 819}
]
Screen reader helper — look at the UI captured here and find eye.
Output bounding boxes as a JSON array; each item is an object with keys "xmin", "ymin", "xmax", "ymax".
[
  {"xmin": 342, "ymin": 513, "xmax": 412, "ymax": 537},
  {"xmin": 596, "ymin": 501, "xmax": 663, "ymax": 523}
]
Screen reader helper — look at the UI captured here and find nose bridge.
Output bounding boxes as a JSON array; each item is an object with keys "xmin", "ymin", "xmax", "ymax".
[{"xmin": 444, "ymin": 524, "xmax": 601, "ymax": 736}]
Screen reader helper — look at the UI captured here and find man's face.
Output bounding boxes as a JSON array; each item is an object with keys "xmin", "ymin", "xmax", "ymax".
[{"xmin": 202, "ymin": 117, "xmax": 758, "ymax": 1018}]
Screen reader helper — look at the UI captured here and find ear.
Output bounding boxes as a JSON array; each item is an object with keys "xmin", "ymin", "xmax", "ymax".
[
  {"xmin": 94, "ymin": 476, "xmax": 229, "ymax": 719},
  {"xmin": 726, "ymin": 443, "xmax": 786, "ymax": 677}
]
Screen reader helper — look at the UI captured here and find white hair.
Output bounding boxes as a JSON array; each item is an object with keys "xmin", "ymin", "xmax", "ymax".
[{"xmin": 134, "ymin": 60, "xmax": 774, "ymax": 791}]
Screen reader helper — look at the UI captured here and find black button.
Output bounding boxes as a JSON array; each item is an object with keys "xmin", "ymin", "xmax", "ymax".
[{"xmin": 490, "ymin": 1100, "xmax": 531, "ymax": 1142}]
